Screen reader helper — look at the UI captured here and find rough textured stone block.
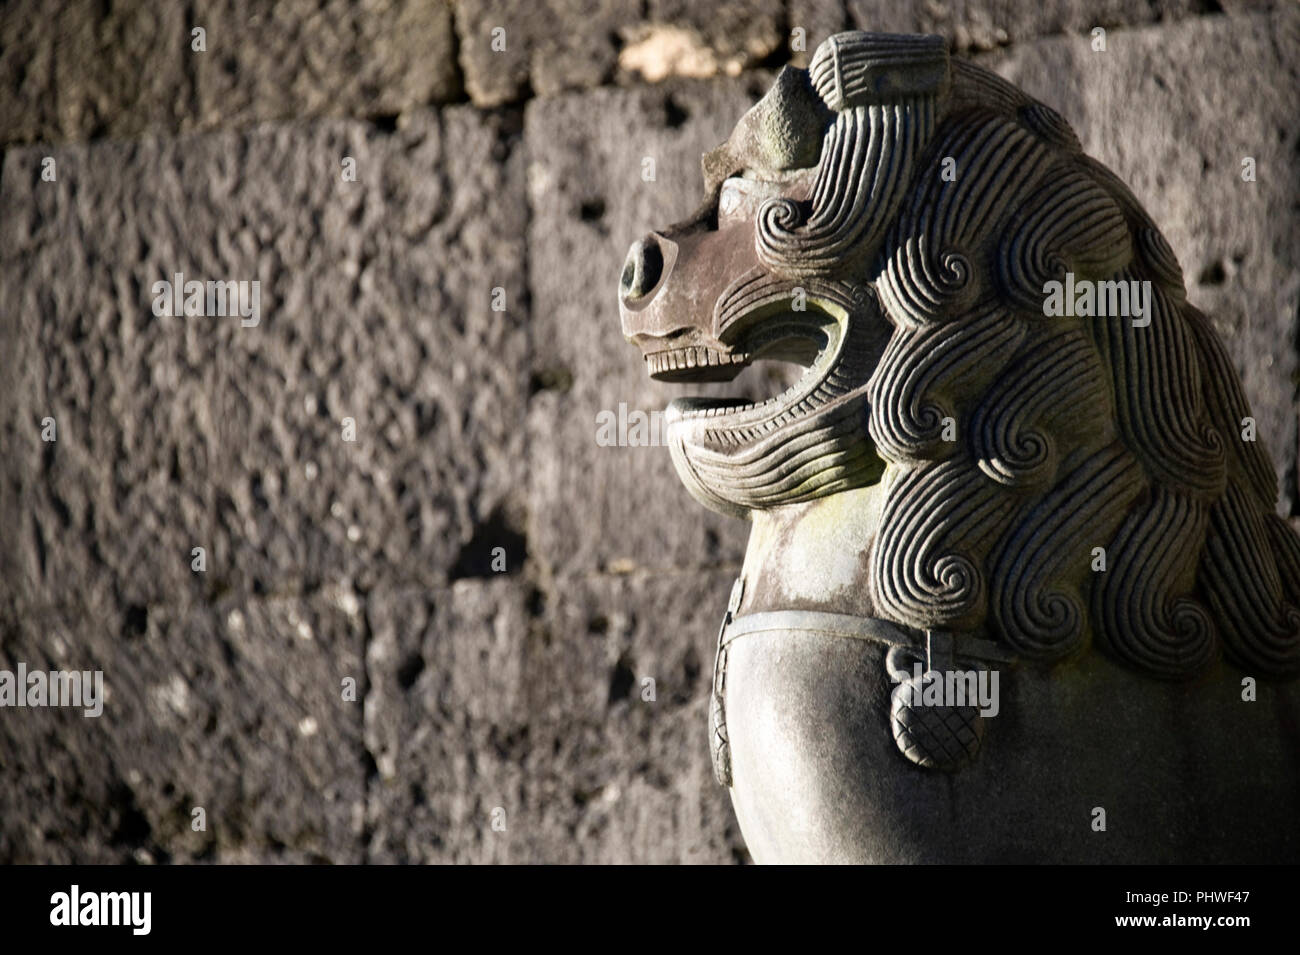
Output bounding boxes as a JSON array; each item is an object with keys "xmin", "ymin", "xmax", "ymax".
[
  {"xmin": 363, "ymin": 572, "xmax": 747, "ymax": 863},
  {"xmin": 362, "ymin": 579, "xmax": 527, "ymax": 863},
  {"xmin": 843, "ymin": 0, "xmax": 1258, "ymax": 51},
  {"xmin": 639, "ymin": 0, "xmax": 785, "ymax": 74},
  {"xmin": 985, "ymin": 7, "xmax": 1300, "ymax": 510},
  {"xmin": 455, "ymin": 0, "xmax": 783, "ymax": 106},
  {"xmin": 0, "ymin": 0, "xmax": 195, "ymax": 145},
  {"xmin": 194, "ymin": 0, "xmax": 461, "ymax": 128},
  {"xmin": 0, "ymin": 0, "xmax": 461, "ymax": 146},
  {"xmin": 0, "ymin": 590, "xmax": 365, "ymax": 863},
  {"xmin": 0, "ymin": 106, "xmax": 528, "ymax": 618},
  {"xmin": 524, "ymin": 78, "xmax": 785, "ymax": 578},
  {"xmin": 455, "ymin": 0, "xmax": 629, "ymax": 105}
]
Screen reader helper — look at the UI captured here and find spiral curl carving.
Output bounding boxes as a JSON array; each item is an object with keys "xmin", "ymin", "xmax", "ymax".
[
  {"xmin": 1091, "ymin": 487, "xmax": 1218, "ymax": 677},
  {"xmin": 971, "ymin": 329, "xmax": 1109, "ymax": 488},
  {"xmin": 1200, "ymin": 484, "xmax": 1300, "ymax": 676},
  {"xmin": 989, "ymin": 444, "xmax": 1144, "ymax": 660},
  {"xmin": 1086, "ymin": 279, "xmax": 1227, "ymax": 500},
  {"xmin": 867, "ymin": 304, "xmax": 1023, "ymax": 462},
  {"xmin": 997, "ymin": 169, "xmax": 1133, "ymax": 315},
  {"xmin": 870, "ymin": 459, "xmax": 1015, "ymax": 630},
  {"xmin": 757, "ymin": 96, "xmax": 937, "ymax": 279}
]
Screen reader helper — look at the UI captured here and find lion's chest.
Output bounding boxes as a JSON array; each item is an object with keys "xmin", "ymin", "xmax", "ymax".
[{"xmin": 739, "ymin": 487, "xmax": 882, "ymax": 617}]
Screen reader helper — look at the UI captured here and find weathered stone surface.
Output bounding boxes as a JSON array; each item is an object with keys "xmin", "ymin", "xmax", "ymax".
[
  {"xmin": 0, "ymin": 0, "xmax": 460, "ymax": 146},
  {"xmin": 0, "ymin": 0, "xmax": 195, "ymax": 146},
  {"xmin": 636, "ymin": 0, "xmax": 785, "ymax": 76},
  {"xmin": 1, "ymin": 1, "xmax": 1278, "ymax": 145},
  {"xmin": 524, "ymin": 78, "xmax": 785, "ymax": 578},
  {"xmin": 194, "ymin": 0, "xmax": 461, "ymax": 129},
  {"xmin": 455, "ymin": 0, "xmax": 783, "ymax": 106},
  {"xmin": 986, "ymin": 7, "xmax": 1300, "ymax": 510},
  {"xmin": 0, "ymin": 590, "xmax": 365, "ymax": 863},
  {"xmin": 362, "ymin": 579, "xmax": 526, "ymax": 864},
  {"xmin": 363, "ymin": 572, "xmax": 747, "ymax": 863},
  {"xmin": 455, "ymin": 0, "xmax": 626, "ymax": 105},
  {"xmin": 842, "ymin": 0, "xmax": 1256, "ymax": 51},
  {"xmin": 0, "ymin": 106, "xmax": 528, "ymax": 618}
]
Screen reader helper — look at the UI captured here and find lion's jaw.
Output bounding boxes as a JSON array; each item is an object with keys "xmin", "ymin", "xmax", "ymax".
[{"xmin": 660, "ymin": 292, "xmax": 888, "ymax": 519}]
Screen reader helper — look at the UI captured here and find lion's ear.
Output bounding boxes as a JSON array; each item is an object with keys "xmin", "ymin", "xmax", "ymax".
[
  {"xmin": 703, "ymin": 66, "xmax": 831, "ymax": 192},
  {"xmin": 744, "ymin": 66, "xmax": 833, "ymax": 172}
]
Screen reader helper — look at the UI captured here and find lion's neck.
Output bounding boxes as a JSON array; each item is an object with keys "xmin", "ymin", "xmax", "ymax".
[{"xmin": 737, "ymin": 484, "xmax": 884, "ymax": 619}]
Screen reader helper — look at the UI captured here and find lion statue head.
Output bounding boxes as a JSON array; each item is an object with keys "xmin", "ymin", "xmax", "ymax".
[{"xmin": 618, "ymin": 31, "xmax": 1300, "ymax": 682}]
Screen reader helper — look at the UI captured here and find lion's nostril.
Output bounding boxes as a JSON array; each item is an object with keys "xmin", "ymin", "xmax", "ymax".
[
  {"xmin": 621, "ymin": 236, "xmax": 664, "ymax": 301},
  {"xmin": 638, "ymin": 239, "xmax": 663, "ymax": 293}
]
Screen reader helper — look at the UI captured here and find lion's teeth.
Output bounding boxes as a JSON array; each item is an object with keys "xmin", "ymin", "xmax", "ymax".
[{"xmin": 646, "ymin": 346, "xmax": 748, "ymax": 373}]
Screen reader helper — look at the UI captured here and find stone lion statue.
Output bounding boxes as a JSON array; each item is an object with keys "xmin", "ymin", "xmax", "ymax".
[{"xmin": 617, "ymin": 32, "xmax": 1300, "ymax": 863}]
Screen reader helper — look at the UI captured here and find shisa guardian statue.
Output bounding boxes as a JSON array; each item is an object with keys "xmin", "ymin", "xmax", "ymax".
[{"xmin": 618, "ymin": 31, "xmax": 1300, "ymax": 863}]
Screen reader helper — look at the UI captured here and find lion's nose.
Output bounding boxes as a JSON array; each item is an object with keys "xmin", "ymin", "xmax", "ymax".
[{"xmin": 619, "ymin": 234, "xmax": 665, "ymax": 303}]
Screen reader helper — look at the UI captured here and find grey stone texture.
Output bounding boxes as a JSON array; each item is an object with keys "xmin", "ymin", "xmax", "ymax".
[
  {"xmin": 0, "ymin": 0, "xmax": 460, "ymax": 145},
  {"xmin": 0, "ymin": 0, "xmax": 197, "ymax": 145},
  {"xmin": 0, "ymin": 107, "xmax": 530, "ymax": 861},
  {"xmin": 1, "ymin": 108, "xmax": 529, "ymax": 618},
  {"xmin": 363, "ymin": 573, "xmax": 745, "ymax": 863},
  {"xmin": 1, "ymin": 2, "xmax": 1297, "ymax": 862},
  {"xmin": 798, "ymin": 0, "xmax": 1274, "ymax": 53},
  {"xmin": 456, "ymin": 1, "xmax": 785, "ymax": 106},
  {"xmin": 192, "ymin": 1, "xmax": 462, "ymax": 128},
  {"xmin": 1, "ymin": 593, "xmax": 366, "ymax": 863},
  {"xmin": 2, "ymin": 2, "xmax": 1278, "ymax": 143}
]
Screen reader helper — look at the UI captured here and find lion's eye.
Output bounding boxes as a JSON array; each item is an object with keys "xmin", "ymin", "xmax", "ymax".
[
  {"xmin": 719, "ymin": 181, "xmax": 745, "ymax": 218},
  {"xmin": 719, "ymin": 177, "xmax": 786, "ymax": 223}
]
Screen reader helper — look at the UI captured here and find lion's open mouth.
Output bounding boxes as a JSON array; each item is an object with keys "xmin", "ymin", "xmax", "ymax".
[
  {"xmin": 647, "ymin": 309, "xmax": 844, "ymax": 424},
  {"xmin": 637, "ymin": 295, "xmax": 883, "ymax": 515}
]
